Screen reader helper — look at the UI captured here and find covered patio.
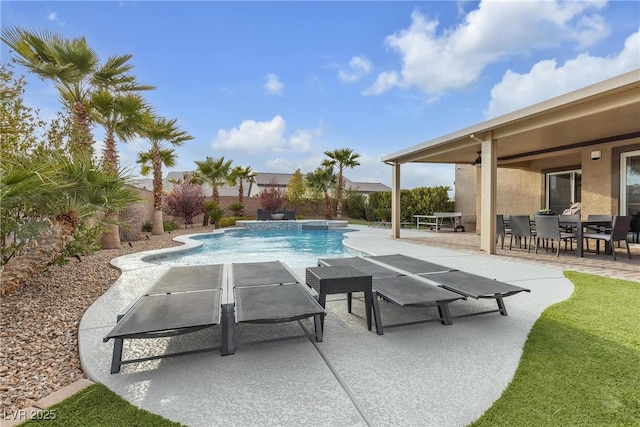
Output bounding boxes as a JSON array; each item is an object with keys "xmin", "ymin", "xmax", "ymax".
[{"xmin": 381, "ymin": 70, "xmax": 640, "ymax": 255}]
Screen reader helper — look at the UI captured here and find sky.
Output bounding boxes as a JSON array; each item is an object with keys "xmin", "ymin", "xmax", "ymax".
[{"xmin": 2, "ymin": 1, "xmax": 639, "ymax": 190}]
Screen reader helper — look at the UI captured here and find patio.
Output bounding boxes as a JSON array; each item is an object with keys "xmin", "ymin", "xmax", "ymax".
[{"xmin": 77, "ymin": 225, "xmax": 636, "ymax": 426}]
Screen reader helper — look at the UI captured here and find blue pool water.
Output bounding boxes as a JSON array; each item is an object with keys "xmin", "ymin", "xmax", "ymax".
[{"xmin": 154, "ymin": 228, "xmax": 357, "ymax": 268}]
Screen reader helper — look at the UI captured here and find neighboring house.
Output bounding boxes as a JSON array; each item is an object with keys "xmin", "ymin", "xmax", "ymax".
[
  {"xmin": 381, "ymin": 69, "xmax": 640, "ymax": 254},
  {"xmin": 131, "ymin": 171, "xmax": 390, "ymax": 199}
]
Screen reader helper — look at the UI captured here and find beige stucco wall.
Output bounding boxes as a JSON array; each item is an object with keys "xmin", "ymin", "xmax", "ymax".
[{"xmin": 454, "ymin": 137, "xmax": 640, "ymax": 235}]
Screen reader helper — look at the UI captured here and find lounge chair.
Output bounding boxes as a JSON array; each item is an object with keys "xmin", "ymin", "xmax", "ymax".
[
  {"xmin": 364, "ymin": 254, "xmax": 531, "ymax": 317},
  {"xmin": 103, "ymin": 264, "xmax": 226, "ymax": 374},
  {"xmin": 317, "ymin": 257, "xmax": 465, "ymax": 334},
  {"xmin": 223, "ymin": 261, "xmax": 325, "ymax": 355}
]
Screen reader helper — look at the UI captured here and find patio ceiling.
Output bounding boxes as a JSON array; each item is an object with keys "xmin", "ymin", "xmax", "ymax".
[{"xmin": 381, "ymin": 69, "xmax": 640, "ymax": 168}]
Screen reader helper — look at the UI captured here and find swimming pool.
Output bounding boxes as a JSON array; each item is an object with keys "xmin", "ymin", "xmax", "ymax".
[{"xmin": 153, "ymin": 228, "xmax": 358, "ymax": 268}]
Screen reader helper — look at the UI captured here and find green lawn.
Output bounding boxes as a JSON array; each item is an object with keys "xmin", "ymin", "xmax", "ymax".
[
  {"xmin": 21, "ymin": 272, "xmax": 639, "ymax": 426},
  {"xmin": 470, "ymin": 271, "xmax": 640, "ymax": 426}
]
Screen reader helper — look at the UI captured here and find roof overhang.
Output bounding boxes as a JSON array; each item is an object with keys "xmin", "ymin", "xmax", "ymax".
[{"xmin": 381, "ymin": 69, "xmax": 640, "ymax": 167}]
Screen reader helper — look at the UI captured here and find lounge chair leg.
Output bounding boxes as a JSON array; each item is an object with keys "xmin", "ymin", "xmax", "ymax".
[
  {"xmin": 496, "ymin": 297, "xmax": 508, "ymax": 316},
  {"xmin": 371, "ymin": 290, "xmax": 384, "ymax": 335},
  {"xmin": 347, "ymin": 292, "xmax": 352, "ymax": 313},
  {"xmin": 364, "ymin": 291, "xmax": 373, "ymax": 331},
  {"xmin": 221, "ymin": 303, "xmax": 235, "ymax": 356},
  {"xmin": 110, "ymin": 337, "xmax": 124, "ymax": 374},
  {"xmin": 438, "ymin": 304, "xmax": 453, "ymax": 325},
  {"xmin": 313, "ymin": 313, "xmax": 323, "ymax": 342}
]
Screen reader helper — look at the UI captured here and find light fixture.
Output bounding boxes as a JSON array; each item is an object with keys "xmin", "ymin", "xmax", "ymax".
[
  {"xmin": 590, "ymin": 150, "xmax": 601, "ymax": 161},
  {"xmin": 472, "ymin": 151, "xmax": 482, "ymax": 166}
]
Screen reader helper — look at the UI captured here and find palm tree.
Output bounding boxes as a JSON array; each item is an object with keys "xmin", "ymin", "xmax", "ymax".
[
  {"xmin": 0, "ymin": 151, "xmax": 138, "ymax": 296},
  {"xmin": 323, "ymin": 148, "xmax": 361, "ymax": 220},
  {"xmin": 92, "ymin": 90, "xmax": 151, "ymax": 248},
  {"xmin": 229, "ymin": 165, "xmax": 256, "ymax": 206},
  {"xmin": 1, "ymin": 27, "xmax": 152, "ymax": 154},
  {"xmin": 137, "ymin": 114, "xmax": 193, "ymax": 235},
  {"xmin": 194, "ymin": 156, "xmax": 232, "ymax": 226},
  {"xmin": 306, "ymin": 166, "xmax": 336, "ymax": 220}
]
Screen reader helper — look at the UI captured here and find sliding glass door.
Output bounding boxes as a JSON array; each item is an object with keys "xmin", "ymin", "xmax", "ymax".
[
  {"xmin": 546, "ymin": 170, "xmax": 582, "ymax": 214},
  {"xmin": 621, "ymin": 150, "xmax": 640, "ymax": 215}
]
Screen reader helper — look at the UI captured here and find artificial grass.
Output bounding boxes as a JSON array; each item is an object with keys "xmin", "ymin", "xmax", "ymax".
[
  {"xmin": 470, "ymin": 271, "xmax": 640, "ymax": 426},
  {"xmin": 20, "ymin": 383, "xmax": 184, "ymax": 427}
]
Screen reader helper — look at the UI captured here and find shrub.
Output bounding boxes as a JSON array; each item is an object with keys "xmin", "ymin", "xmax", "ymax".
[
  {"xmin": 163, "ymin": 221, "xmax": 180, "ymax": 232},
  {"xmin": 260, "ymin": 177, "xmax": 287, "ymax": 213},
  {"xmin": 219, "ymin": 217, "xmax": 237, "ymax": 228},
  {"xmin": 343, "ymin": 189, "xmax": 366, "ymax": 219},
  {"xmin": 228, "ymin": 202, "xmax": 244, "ymax": 217},
  {"xmin": 163, "ymin": 181, "xmax": 206, "ymax": 228},
  {"xmin": 142, "ymin": 220, "xmax": 153, "ymax": 232}
]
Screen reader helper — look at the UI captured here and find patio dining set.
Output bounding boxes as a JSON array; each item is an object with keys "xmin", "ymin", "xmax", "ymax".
[
  {"xmin": 496, "ymin": 213, "xmax": 636, "ymax": 260},
  {"xmin": 103, "ymin": 254, "xmax": 530, "ymax": 374}
]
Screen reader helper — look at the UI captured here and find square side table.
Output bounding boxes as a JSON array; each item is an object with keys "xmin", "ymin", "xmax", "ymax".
[{"xmin": 306, "ymin": 265, "xmax": 382, "ymax": 335}]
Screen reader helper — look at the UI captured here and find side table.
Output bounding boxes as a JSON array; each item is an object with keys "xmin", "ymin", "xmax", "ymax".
[{"xmin": 306, "ymin": 265, "xmax": 382, "ymax": 335}]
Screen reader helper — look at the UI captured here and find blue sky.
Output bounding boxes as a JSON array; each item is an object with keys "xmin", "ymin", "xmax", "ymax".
[{"xmin": 2, "ymin": 1, "xmax": 638, "ymax": 190}]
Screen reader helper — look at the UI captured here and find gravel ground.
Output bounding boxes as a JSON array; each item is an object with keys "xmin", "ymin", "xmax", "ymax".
[{"xmin": 0, "ymin": 226, "xmax": 207, "ymax": 414}]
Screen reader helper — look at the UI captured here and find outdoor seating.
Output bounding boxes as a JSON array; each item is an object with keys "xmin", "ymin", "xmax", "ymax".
[
  {"xmin": 256, "ymin": 209, "xmax": 272, "ymax": 221},
  {"xmin": 535, "ymin": 215, "xmax": 576, "ymax": 256},
  {"xmin": 317, "ymin": 256, "xmax": 464, "ymax": 333},
  {"xmin": 582, "ymin": 215, "xmax": 632, "ymax": 260},
  {"xmin": 103, "ymin": 264, "xmax": 226, "ymax": 374},
  {"xmin": 224, "ymin": 261, "xmax": 325, "ymax": 355},
  {"xmin": 509, "ymin": 215, "xmax": 534, "ymax": 251},
  {"xmin": 282, "ymin": 210, "xmax": 297, "ymax": 220},
  {"xmin": 496, "ymin": 214, "xmax": 509, "ymax": 249},
  {"xmin": 363, "ymin": 254, "xmax": 531, "ymax": 317}
]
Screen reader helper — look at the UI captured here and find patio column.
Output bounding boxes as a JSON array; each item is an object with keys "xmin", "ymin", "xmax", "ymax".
[
  {"xmin": 391, "ymin": 162, "xmax": 401, "ymax": 238},
  {"xmin": 480, "ymin": 136, "xmax": 497, "ymax": 254}
]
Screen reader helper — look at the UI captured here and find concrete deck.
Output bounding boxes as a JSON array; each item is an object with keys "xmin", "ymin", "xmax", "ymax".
[{"xmin": 79, "ymin": 225, "xmax": 580, "ymax": 426}]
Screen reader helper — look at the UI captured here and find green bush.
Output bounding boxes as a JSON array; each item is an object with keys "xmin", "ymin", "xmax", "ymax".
[
  {"xmin": 343, "ymin": 189, "xmax": 367, "ymax": 219},
  {"xmin": 163, "ymin": 220, "xmax": 180, "ymax": 232},
  {"xmin": 219, "ymin": 217, "xmax": 237, "ymax": 228},
  {"xmin": 141, "ymin": 220, "xmax": 153, "ymax": 232},
  {"xmin": 228, "ymin": 203, "xmax": 245, "ymax": 216}
]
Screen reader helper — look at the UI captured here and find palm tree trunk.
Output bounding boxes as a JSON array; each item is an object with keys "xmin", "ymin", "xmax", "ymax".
[
  {"xmin": 1, "ymin": 217, "xmax": 76, "ymax": 297},
  {"xmin": 324, "ymin": 192, "xmax": 333, "ymax": 220},
  {"xmin": 101, "ymin": 214, "xmax": 121, "ymax": 249},
  {"xmin": 152, "ymin": 147, "xmax": 164, "ymax": 235},
  {"xmin": 238, "ymin": 182, "xmax": 245, "ymax": 216},
  {"xmin": 336, "ymin": 173, "xmax": 344, "ymax": 220}
]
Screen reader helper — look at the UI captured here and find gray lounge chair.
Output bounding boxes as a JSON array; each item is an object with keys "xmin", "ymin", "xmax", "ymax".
[
  {"xmin": 317, "ymin": 257, "xmax": 465, "ymax": 334},
  {"xmin": 365, "ymin": 254, "xmax": 531, "ymax": 317},
  {"xmin": 103, "ymin": 264, "xmax": 225, "ymax": 374},
  {"xmin": 223, "ymin": 261, "xmax": 325, "ymax": 355}
]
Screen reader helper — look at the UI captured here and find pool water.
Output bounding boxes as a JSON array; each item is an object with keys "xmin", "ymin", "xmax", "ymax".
[{"xmin": 154, "ymin": 228, "xmax": 357, "ymax": 268}]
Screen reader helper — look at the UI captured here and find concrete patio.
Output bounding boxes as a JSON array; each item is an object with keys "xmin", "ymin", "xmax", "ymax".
[{"xmin": 78, "ymin": 225, "xmax": 636, "ymax": 426}]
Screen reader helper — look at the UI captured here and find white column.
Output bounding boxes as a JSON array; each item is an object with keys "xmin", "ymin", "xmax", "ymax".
[
  {"xmin": 391, "ymin": 162, "xmax": 401, "ymax": 238},
  {"xmin": 480, "ymin": 136, "xmax": 497, "ymax": 253}
]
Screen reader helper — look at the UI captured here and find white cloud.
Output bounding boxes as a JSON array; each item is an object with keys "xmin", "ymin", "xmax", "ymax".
[
  {"xmin": 485, "ymin": 30, "xmax": 640, "ymax": 118},
  {"xmin": 338, "ymin": 56, "xmax": 373, "ymax": 83},
  {"xmin": 46, "ymin": 10, "xmax": 65, "ymax": 26},
  {"xmin": 263, "ymin": 73, "xmax": 283, "ymax": 95},
  {"xmin": 364, "ymin": 1, "xmax": 610, "ymax": 96},
  {"xmin": 212, "ymin": 116, "xmax": 321, "ymax": 153},
  {"xmin": 265, "ymin": 158, "xmax": 295, "ymax": 172}
]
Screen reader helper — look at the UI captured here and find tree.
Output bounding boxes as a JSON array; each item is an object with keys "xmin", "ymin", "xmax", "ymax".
[
  {"xmin": 229, "ymin": 165, "xmax": 255, "ymax": 209},
  {"xmin": 0, "ymin": 151, "xmax": 138, "ymax": 296},
  {"xmin": 194, "ymin": 156, "xmax": 232, "ymax": 225},
  {"xmin": 259, "ymin": 177, "xmax": 287, "ymax": 214},
  {"xmin": 137, "ymin": 114, "xmax": 193, "ymax": 235},
  {"xmin": 2, "ymin": 27, "xmax": 152, "ymax": 155},
  {"xmin": 323, "ymin": 148, "xmax": 361, "ymax": 219},
  {"xmin": 306, "ymin": 167, "xmax": 336, "ymax": 220},
  {"xmin": 286, "ymin": 168, "xmax": 307, "ymax": 213},
  {"xmin": 163, "ymin": 177, "xmax": 206, "ymax": 228},
  {"xmin": 92, "ymin": 90, "xmax": 151, "ymax": 248}
]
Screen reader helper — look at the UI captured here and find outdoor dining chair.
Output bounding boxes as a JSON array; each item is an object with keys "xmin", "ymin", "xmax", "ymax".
[
  {"xmin": 496, "ymin": 214, "xmax": 510, "ymax": 249},
  {"xmin": 534, "ymin": 215, "xmax": 576, "ymax": 257},
  {"xmin": 509, "ymin": 215, "xmax": 534, "ymax": 251},
  {"xmin": 583, "ymin": 215, "xmax": 632, "ymax": 260}
]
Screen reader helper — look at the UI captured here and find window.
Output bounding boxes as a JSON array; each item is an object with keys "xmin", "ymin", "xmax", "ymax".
[
  {"xmin": 546, "ymin": 170, "xmax": 582, "ymax": 215},
  {"xmin": 620, "ymin": 150, "xmax": 640, "ymax": 215}
]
